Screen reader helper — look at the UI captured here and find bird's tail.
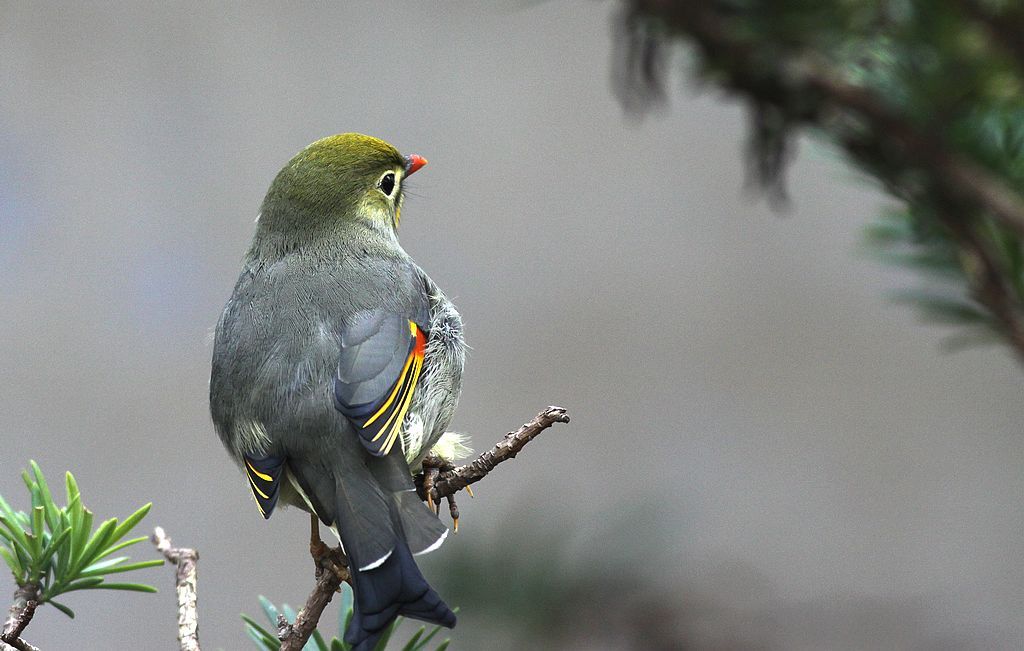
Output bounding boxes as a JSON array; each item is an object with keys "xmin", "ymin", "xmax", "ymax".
[
  {"xmin": 288, "ymin": 453, "xmax": 454, "ymax": 651},
  {"xmin": 284, "ymin": 448, "xmax": 452, "ymax": 651},
  {"xmin": 347, "ymin": 536, "xmax": 455, "ymax": 650},
  {"xmin": 342, "ymin": 492, "xmax": 455, "ymax": 651}
]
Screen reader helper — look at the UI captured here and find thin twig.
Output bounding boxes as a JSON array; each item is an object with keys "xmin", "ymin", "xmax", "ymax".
[
  {"xmin": 278, "ymin": 521, "xmax": 350, "ymax": 651},
  {"xmin": 1, "ymin": 586, "xmax": 39, "ymax": 651},
  {"xmin": 431, "ymin": 406, "xmax": 570, "ymax": 501},
  {"xmin": 151, "ymin": 527, "xmax": 200, "ymax": 651},
  {"xmin": 278, "ymin": 562, "xmax": 348, "ymax": 651}
]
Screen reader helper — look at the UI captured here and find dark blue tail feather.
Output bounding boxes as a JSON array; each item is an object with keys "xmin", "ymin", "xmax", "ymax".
[{"xmin": 345, "ymin": 539, "xmax": 455, "ymax": 651}]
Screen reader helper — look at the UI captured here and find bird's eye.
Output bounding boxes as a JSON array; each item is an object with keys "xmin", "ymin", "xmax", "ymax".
[{"xmin": 379, "ymin": 172, "xmax": 396, "ymax": 197}]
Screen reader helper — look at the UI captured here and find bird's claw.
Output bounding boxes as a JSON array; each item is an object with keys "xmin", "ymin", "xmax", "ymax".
[
  {"xmin": 419, "ymin": 454, "xmax": 453, "ymax": 515},
  {"xmin": 424, "ymin": 466, "xmax": 440, "ymax": 514},
  {"xmin": 314, "ymin": 546, "xmax": 349, "ymax": 585},
  {"xmin": 446, "ymin": 494, "xmax": 460, "ymax": 533},
  {"xmin": 419, "ymin": 454, "xmax": 465, "ymax": 528}
]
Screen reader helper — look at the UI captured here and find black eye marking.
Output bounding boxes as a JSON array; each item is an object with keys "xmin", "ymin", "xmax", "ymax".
[{"xmin": 379, "ymin": 172, "xmax": 396, "ymax": 197}]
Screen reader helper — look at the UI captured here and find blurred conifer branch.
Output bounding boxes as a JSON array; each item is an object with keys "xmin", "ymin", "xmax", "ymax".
[{"xmin": 617, "ymin": 0, "xmax": 1024, "ymax": 361}]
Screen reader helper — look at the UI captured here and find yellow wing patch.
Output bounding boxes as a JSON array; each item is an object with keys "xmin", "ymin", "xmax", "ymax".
[{"xmin": 244, "ymin": 455, "xmax": 283, "ymax": 519}]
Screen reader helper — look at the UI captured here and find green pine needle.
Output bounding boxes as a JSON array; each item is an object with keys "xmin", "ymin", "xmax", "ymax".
[
  {"xmin": 243, "ymin": 588, "xmax": 453, "ymax": 651},
  {"xmin": 0, "ymin": 461, "xmax": 162, "ymax": 617}
]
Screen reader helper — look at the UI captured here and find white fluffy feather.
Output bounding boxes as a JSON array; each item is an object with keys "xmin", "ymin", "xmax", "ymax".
[{"xmin": 429, "ymin": 431, "xmax": 473, "ymax": 462}]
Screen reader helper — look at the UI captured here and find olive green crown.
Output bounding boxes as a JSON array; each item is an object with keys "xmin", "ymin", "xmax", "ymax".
[
  {"xmin": 252, "ymin": 134, "xmax": 408, "ymax": 255},
  {"xmin": 265, "ymin": 133, "xmax": 406, "ymax": 214}
]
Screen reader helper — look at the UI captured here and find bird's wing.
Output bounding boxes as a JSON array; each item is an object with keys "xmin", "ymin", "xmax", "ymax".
[
  {"xmin": 242, "ymin": 453, "xmax": 285, "ymax": 519},
  {"xmin": 333, "ymin": 309, "xmax": 427, "ymax": 457}
]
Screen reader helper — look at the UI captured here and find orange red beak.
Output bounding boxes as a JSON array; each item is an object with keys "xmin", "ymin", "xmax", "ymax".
[{"xmin": 404, "ymin": 154, "xmax": 427, "ymax": 176}]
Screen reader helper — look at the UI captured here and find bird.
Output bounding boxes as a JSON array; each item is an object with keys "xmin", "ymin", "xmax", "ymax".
[{"xmin": 209, "ymin": 133, "xmax": 466, "ymax": 651}]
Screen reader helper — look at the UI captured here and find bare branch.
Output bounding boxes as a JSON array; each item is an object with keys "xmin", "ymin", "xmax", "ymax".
[
  {"xmin": 1, "ymin": 587, "xmax": 39, "ymax": 651},
  {"xmin": 151, "ymin": 527, "xmax": 200, "ymax": 651},
  {"xmin": 431, "ymin": 406, "xmax": 570, "ymax": 501},
  {"xmin": 278, "ymin": 563, "xmax": 348, "ymax": 651},
  {"xmin": 278, "ymin": 522, "xmax": 350, "ymax": 651}
]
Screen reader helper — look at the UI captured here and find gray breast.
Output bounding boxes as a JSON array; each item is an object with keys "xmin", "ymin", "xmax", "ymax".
[{"xmin": 403, "ymin": 279, "xmax": 465, "ymax": 469}]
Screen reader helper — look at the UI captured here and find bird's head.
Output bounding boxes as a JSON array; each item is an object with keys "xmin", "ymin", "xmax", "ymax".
[{"xmin": 255, "ymin": 133, "xmax": 427, "ymax": 254}]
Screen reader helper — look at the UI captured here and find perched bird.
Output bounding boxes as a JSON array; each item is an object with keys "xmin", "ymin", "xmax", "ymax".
[{"xmin": 210, "ymin": 134, "xmax": 466, "ymax": 650}]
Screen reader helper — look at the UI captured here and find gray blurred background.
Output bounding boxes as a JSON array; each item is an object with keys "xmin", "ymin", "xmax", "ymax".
[{"xmin": 1, "ymin": 2, "xmax": 1022, "ymax": 649}]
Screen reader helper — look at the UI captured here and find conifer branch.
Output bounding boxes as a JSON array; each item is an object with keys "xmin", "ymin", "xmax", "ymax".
[
  {"xmin": 624, "ymin": 1, "xmax": 1024, "ymax": 236},
  {"xmin": 620, "ymin": 1, "xmax": 1024, "ymax": 362},
  {"xmin": 946, "ymin": 221, "xmax": 1024, "ymax": 359},
  {"xmin": 957, "ymin": 0, "xmax": 1024, "ymax": 77}
]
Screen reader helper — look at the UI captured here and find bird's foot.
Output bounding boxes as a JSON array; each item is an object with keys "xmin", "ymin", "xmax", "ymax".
[
  {"xmin": 318, "ymin": 549, "xmax": 349, "ymax": 585},
  {"xmin": 417, "ymin": 454, "xmax": 465, "ymax": 532},
  {"xmin": 308, "ymin": 514, "xmax": 348, "ymax": 585},
  {"xmin": 417, "ymin": 454, "xmax": 453, "ymax": 512}
]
